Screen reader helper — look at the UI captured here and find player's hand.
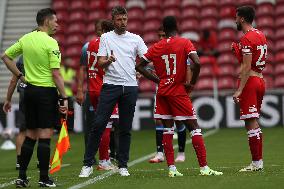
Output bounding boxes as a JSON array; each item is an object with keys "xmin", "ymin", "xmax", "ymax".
[
  {"xmin": 3, "ymin": 100, "xmax": 11, "ymax": 113},
  {"xmin": 233, "ymin": 90, "xmax": 242, "ymax": 104},
  {"xmin": 184, "ymin": 82, "xmax": 194, "ymax": 94},
  {"xmin": 59, "ymin": 98, "xmax": 68, "ymax": 115},
  {"xmin": 107, "ymin": 50, "xmax": 116, "ymax": 64},
  {"xmin": 76, "ymin": 90, "xmax": 84, "ymax": 106}
]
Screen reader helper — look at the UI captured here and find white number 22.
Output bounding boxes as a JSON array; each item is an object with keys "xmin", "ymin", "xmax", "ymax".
[
  {"xmin": 161, "ymin": 54, "xmax": 177, "ymax": 75},
  {"xmin": 256, "ymin": 44, "xmax": 267, "ymax": 68}
]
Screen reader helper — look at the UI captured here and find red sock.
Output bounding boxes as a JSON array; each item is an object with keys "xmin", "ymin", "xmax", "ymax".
[
  {"xmin": 99, "ymin": 128, "xmax": 111, "ymax": 160},
  {"xmin": 191, "ymin": 129, "xmax": 207, "ymax": 167},
  {"xmin": 163, "ymin": 128, "xmax": 174, "ymax": 166},
  {"xmin": 247, "ymin": 128, "xmax": 261, "ymax": 161}
]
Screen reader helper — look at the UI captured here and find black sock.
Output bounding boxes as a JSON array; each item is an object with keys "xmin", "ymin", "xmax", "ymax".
[
  {"xmin": 156, "ymin": 125, "xmax": 164, "ymax": 152},
  {"xmin": 37, "ymin": 138, "xmax": 51, "ymax": 181},
  {"xmin": 19, "ymin": 137, "xmax": 36, "ymax": 179},
  {"xmin": 17, "ymin": 155, "xmax": 20, "ymax": 164},
  {"xmin": 109, "ymin": 130, "xmax": 115, "ymax": 158},
  {"xmin": 177, "ymin": 126, "xmax": 186, "ymax": 152}
]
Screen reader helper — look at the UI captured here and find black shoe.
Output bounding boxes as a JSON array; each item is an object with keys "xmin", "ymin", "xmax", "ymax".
[
  {"xmin": 16, "ymin": 163, "xmax": 20, "ymax": 170},
  {"xmin": 38, "ymin": 178, "xmax": 56, "ymax": 187},
  {"xmin": 15, "ymin": 178, "xmax": 29, "ymax": 188}
]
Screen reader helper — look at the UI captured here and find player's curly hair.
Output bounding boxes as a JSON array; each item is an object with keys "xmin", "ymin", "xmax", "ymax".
[
  {"xmin": 111, "ymin": 6, "xmax": 127, "ymax": 20},
  {"xmin": 163, "ymin": 16, "xmax": 178, "ymax": 35},
  {"xmin": 236, "ymin": 6, "xmax": 255, "ymax": 24},
  {"xmin": 101, "ymin": 20, "xmax": 114, "ymax": 33},
  {"xmin": 36, "ymin": 8, "xmax": 56, "ymax": 26}
]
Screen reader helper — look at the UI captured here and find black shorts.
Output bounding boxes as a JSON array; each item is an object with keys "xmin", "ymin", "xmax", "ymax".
[
  {"xmin": 16, "ymin": 92, "xmax": 26, "ymax": 131},
  {"xmin": 24, "ymin": 84, "xmax": 58, "ymax": 129}
]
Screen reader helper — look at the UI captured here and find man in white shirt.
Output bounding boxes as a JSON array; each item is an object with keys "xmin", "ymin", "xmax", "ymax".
[{"xmin": 79, "ymin": 6, "xmax": 148, "ymax": 177}]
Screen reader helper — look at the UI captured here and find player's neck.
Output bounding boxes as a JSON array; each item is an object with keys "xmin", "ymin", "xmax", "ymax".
[
  {"xmin": 114, "ymin": 29, "xmax": 126, "ymax": 35},
  {"xmin": 38, "ymin": 26, "xmax": 49, "ymax": 35},
  {"xmin": 242, "ymin": 24, "xmax": 254, "ymax": 34}
]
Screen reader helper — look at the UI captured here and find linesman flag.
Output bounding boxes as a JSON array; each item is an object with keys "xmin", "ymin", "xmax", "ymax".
[{"xmin": 50, "ymin": 119, "xmax": 70, "ymax": 174}]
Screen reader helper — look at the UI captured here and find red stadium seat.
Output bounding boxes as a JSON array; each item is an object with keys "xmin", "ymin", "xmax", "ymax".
[
  {"xmin": 218, "ymin": 28, "xmax": 237, "ymax": 41},
  {"xmin": 275, "ymin": 51, "xmax": 284, "ymax": 63},
  {"xmin": 127, "ymin": 20, "xmax": 143, "ymax": 35},
  {"xmin": 53, "ymin": 34, "xmax": 66, "ymax": 47},
  {"xmin": 66, "ymin": 34, "xmax": 85, "ymax": 46},
  {"xmin": 88, "ymin": 11, "xmax": 106, "ymax": 23},
  {"xmin": 70, "ymin": 0, "xmax": 87, "ymax": 11},
  {"xmin": 275, "ymin": 27, "xmax": 284, "ymax": 40},
  {"xmin": 237, "ymin": 0, "xmax": 256, "ymax": 7},
  {"xmin": 262, "ymin": 63, "xmax": 273, "ymax": 75},
  {"xmin": 143, "ymin": 32, "xmax": 159, "ymax": 44},
  {"xmin": 267, "ymin": 39, "xmax": 275, "ymax": 53},
  {"xmin": 263, "ymin": 75, "xmax": 274, "ymax": 89},
  {"xmin": 256, "ymin": 3, "xmax": 274, "ymax": 17},
  {"xmin": 126, "ymin": 0, "xmax": 145, "ymax": 9},
  {"xmin": 86, "ymin": 23, "xmax": 94, "ymax": 35},
  {"xmin": 217, "ymin": 76, "xmax": 235, "ymax": 89},
  {"xmin": 69, "ymin": 11, "xmax": 87, "ymax": 22},
  {"xmin": 127, "ymin": 8, "xmax": 144, "ymax": 21},
  {"xmin": 145, "ymin": 0, "xmax": 162, "ymax": 9},
  {"xmin": 143, "ymin": 20, "xmax": 161, "ymax": 33},
  {"xmin": 199, "ymin": 64, "xmax": 213, "ymax": 78},
  {"xmin": 274, "ymin": 74, "xmax": 284, "ymax": 88},
  {"xmin": 107, "ymin": 0, "xmax": 125, "ymax": 11},
  {"xmin": 218, "ymin": 64, "xmax": 236, "ymax": 77},
  {"xmin": 275, "ymin": 40, "xmax": 284, "ymax": 52},
  {"xmin": 275, "ymin": 3, "xmax": 284, "ymax": 16},
  {"xmin": 180, "ymin": 19, "xmax": 199, "ymax": 32},
  {"xmin": 217, "ymin": 41, "xmax": 232, "ymax": 53},
  {"xmin": 201, "ymin": 7, "xmax": 218, "ymax": 19},
  {"xmin": 52, "ymin": 0, "xmax": 68, "ymax": 11},
  {"xmin": 219, "ymin": 6, "xmax": 236, "ymax": 19},
  {"xmin": 144, "ymin": 8, "xmax": 162, "ymax": 21},
  {"xmin": 196, "ymin": 77, "xmax": 214, "ymax": 90},
  {"xmin": 219, "ymin": 0, "xmax": 235, "ymax": 7},
  {"xmin": 181, "ymin": 0, "xmax": 200, "ymax": 9},
  {"xmin": 276, "ymin": 15, "xmax": 284, "ymax": 28},
  {"xmin": 65, "ymin": 45, "xmax": 82, "ymax": 57},
  {"xmin": 217, "ymin": 53, "xmax": 236, "ymax": 65},
  {"xmin": 163, "ymin": 0, "xmax": 181, "ymax": 9},
  {"xmin": 275, "ymin": 63, "xmax": 284, "ymax": 75},
  {"xmin": 89, "ymin": 0, "xmax": 106, "ymax": 10},
  {"xmin": 163, "ymin": 8, "xmax": 181, "ymax": 19},
  {"xmin": 181, "ymin": 7, "xmax": 199, "ymax": 19},
  {"xmin": 67, "ymin": 22, "xmax": 86, "ymax": 34},
  {"xmin": 201, "ymin": 0, "xmax": 217, "ymax": 7},
  {"xmin": 256, "ymin": 16, "xmax": 274, "ymax": 28},
  {"xmin": 266, "ymin": 52, "xmax": 275, "ymax": 64},
  {"xmin": 56, "ymin": 10, "xmax": 68, "ymax": 23},
  {"xmin": 218, "ymin": 19, "xmax": 236, "ymax": 30},
  {"xmin": 259, "ymin": 27, "xmax": 274, "ymax": 41},
  {"xmin": 57, "ymin": 22, "xmax": 67, "ymax": 34},
  {"xmin": 200, "ymin": 18, "xmax": 217, "ymax": 30}
]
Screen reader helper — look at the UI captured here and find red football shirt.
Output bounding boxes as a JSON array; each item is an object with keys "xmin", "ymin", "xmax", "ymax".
[
  {"xmin": 87, "ymin": 37, "xmax": 105, "ymax": 93},
  {"xmin": 144, "ymin": 36, "xmax": 196, "ymax": 96},
  {"xmin": 240, "ymin": 28, "xmax": 267, "ymax": 73}
]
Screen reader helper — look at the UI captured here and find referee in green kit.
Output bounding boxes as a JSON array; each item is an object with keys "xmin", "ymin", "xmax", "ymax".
[{"xmin": 1, "ymin": 8, "xmax": 67, "ymax": 187}]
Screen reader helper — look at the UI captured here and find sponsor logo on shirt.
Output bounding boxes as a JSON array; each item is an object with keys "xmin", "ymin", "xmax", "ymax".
[{"xmin": 52, "ymin": 50, "xmax": 61, "ymax": 59}]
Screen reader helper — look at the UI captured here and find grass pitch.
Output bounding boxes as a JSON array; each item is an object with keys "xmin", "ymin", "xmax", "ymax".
[{"xmin": 0, "ymin": 127, "xmax": 284, "ymax": 189}]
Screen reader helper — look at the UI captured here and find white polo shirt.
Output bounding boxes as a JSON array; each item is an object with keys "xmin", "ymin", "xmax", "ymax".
[{"xmin": 97, "ymin": 31, "xmax": 148, "ymax": 86}]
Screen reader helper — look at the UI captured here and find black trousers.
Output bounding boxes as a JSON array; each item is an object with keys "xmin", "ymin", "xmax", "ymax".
[{"xmin": 83, "ymin": 84, "xmax": 138, "ymax": 168}]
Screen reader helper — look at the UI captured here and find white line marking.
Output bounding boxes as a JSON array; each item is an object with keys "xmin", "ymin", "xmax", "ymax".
[{"xmin": 68, "ymin": 129, "xmax": 219, "ymax": 189}]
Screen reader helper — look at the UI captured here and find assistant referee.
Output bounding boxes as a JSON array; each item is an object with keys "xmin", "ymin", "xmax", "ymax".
[{"xmin": 1, "ymin": 8, "xmax": 67, "ymax": 187}]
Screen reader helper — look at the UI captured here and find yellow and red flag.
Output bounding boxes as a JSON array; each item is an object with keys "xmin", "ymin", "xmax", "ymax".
[{"xmin": 50, "ymin": 119, "xmax": 70, "ymax": 174}]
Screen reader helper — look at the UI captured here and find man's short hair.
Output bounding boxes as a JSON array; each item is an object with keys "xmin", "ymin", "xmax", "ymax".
[
  {"xmin": 111, "ymin": 6, "xmax": 127, "ymax": 19},
  {"xmin": 101, "ymin": 20, "xmax": 114, "ymax": 32},
  {"xmin": 236, "ymin": 6, "xmax": 255, "ymax": 24},
  {"xmin": 36, "ymin": 8, "xmax": 56, "ymax": 26},
  {"xmin": 163, "ymin": 16, "xmax": 178, "ymax": 35}
]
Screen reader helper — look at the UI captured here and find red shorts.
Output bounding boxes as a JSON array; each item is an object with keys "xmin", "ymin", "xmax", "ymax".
[
  {"xmin": 154, "ymin": 94, "xmax": 196, "ymax": 120},
  {"xmin": 238, "ymin": 76, "xmax": 265, "ymax": 120},
  {"xmin": 89, "ymin": 91, "xmax": 119, "ymax": 119}
]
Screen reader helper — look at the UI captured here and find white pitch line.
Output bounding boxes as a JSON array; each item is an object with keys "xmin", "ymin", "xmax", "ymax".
[{"xmin": 68, "ymin": 129, "xmax": 219, "ymax": 189}]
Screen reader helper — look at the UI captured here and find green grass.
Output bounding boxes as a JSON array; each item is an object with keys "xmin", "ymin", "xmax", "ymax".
[{"xmin": 0, "ymin": 128, "xmax": 284, "ymax": 189}]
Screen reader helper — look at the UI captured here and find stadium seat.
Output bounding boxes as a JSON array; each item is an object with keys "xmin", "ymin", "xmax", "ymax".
[
  {"xmin": 57, "ymin": 22, "xmax": 67, "ymax": 34},
  {"xmin": 163, "ymin": 0, "xmax": 181, "ymax": 9},
  {"xmin": 274, "ymin": 74, "xmax": 284, "ymax": 88},
  {"xmin": 275, "ymin": 3, "xmax": 284, "ymax": 17},
  {"xmin": 145, "ymin": 0, "xmax": 162, "ymax": 9},
  {"xmin": 276, "ymin": 15, "xmax": 284, "ymax": 28},
  {"xmin": 180, "ymin": 19, "xmax": 199, "ymax": 32},
  {"xmin": 69, "ymin": 11, "xmax": 87, "ymax": 23},
  {"xmin": 52, "ymin": 0, "xmax": 68, "ymax": 11},
  {"xmin": 127, "ymin": 20, "xmax": 143, "ymax": 35},
  {"xmin": 181, "ymin": 7, "xmax": 199, "ymax": 20},
  {"xmin": 259, "ymin": 27, "xmax": 274, "ymax": 41},
  {"xmin": 218, "ymin": 19, "xmax": 236, "ymax": 30},
  {"xmin": 65, "ymin": 45, "xmax": 82, "ymax": 57},
  {"xmin": 218, "ymin": 28, "xmax": 237, "ymax": 42},
  {"xmin": 181, "ymin": 0, "xmax": 200, "ymax": 9},
  {"xmin": 195, "ymin": 77, "xmax": 214, "ymax": 90},
  {"xmin": 217, "ymin": 76, "xmax": 235, "ymax": 89},
  {"xmin": 181, "ymin": 32, "xmax": 200, "ymax": 45},
  {"xmin": 66, "ymin": 34, "xmax": 85, "ymax": 46},
  {"xmin": 107, "ymin": 0, "xmax": 125, "ymax": 11},
  {"xmin": 86, "ymin": 23, "xmax": 95, "ymax": 35},
  {"xmin": 275, "ymin": 63, "xmax": 284, "ymax": 75},
  {"xmin": 256, "ymin": 2, "xmax": 274, "ymax": 17},
  {"xmin": 199, "ymin": 64, "xmax": 213, "ymax": 78},
  {"xmin": 53, "ymin": 34, "xmax": 66, "ymax": 47},
  {"xmin": 88, "ymin": 11, "xmax": 106, "ymax": 23},
  {"xmin": 67, "ymin": 23, "xmax": 86, "ymax": 34},
  {"xmin": 143, "ymin": 32, "xmax": 159, "ymax": 45},
  {"xmin": 262, "ymin": 63, "xmax": 273, "ymax": 75},
  {"xmin": 219, "ymin": 6, "xmax": 236, "ymax": 19},
  {"xmin": 126, "ymin": 0, "xmax": 145, "ymax": 9},
  {"xmin": 56, "ymin": 10, "xmax": 68, "ymax": 23},
  {"xmin": 127, "ymin": 8, "xmax": 144, "ymax": 21},
  {"xmin": 217, "ymin": 41, "xmax": 233, "ymax": 53},
  {"xmin": 143, "ymin": 19, "xmax": 162, "ymax": 33},
  {"xmin": 267, "ymin": 39, "xmax": 275, "ymax": 53},
  {"xmin": 275, "ymin": 27, "xmax": 284, "ymax": 40},
  {"xmin": 263, "ymin": 75, "xmax": 274, "ymax": 89},
  {"xmin": 217, "ymin": 53, "xmax": 236, "ymax": 65},
  {"xmin": 266, "ymin": 52, "xmax": 275, "ymax": 64},
  {"xmin": 70, "ymin": 0, "xmax": 87, "ymax": 11},
  {"xmin": 218, "ymin": 64, "xmax": 236, "ymax": 77},
  {"xmin": 201, "ymin": 7, "xmax": 218, "ymax": 19},
  {"xmin": 237, "ymin": 0, "xmax": 256, "ymax": 7},
  {"xmin": 219, "ymin": 0, "xmax": 235, "ymax": 7},
  {"xmin": 201, "ymin": 0, "xmax": 218, "ymax": 7},
  {"xmin": 144, "ymin": 8, "xmax": 162, "ymax": 21},
  {"xmin": 201, "ymin": 18, "xmax": 218, "ymax": 30},
  {"xmin": 256, "ymin": 16, "xmax": 274, "ymax": 28},
  {"xmin": 275, "ymin": 51, "xmax": 284, "ymax": 63},
  {"xmin": 89, "ymin": 0, "xmax": 106, "ymax": 10},
  {"xmin": 275, "ymin": 40, "xmax": 284, "ymax": 52},
  {"xmin": 163, "ymin": 8, "xmax": 181, "ymax": 19}
]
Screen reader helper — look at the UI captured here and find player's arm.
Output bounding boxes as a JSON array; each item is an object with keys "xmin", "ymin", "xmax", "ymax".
[
  {"xmin": 98, "ymin": 50, "xmax": 116, "ymax": 69},
  {"xmin": 187, "ymin": 53, "xmax": 201, "ymax": 85},
  {"xmin": 3, "ymin": 75, "xmax": 18, "ymax": 113},
  {"xmin": 135, "ymin": 58, "xmax": 160, "ymax": 84}
]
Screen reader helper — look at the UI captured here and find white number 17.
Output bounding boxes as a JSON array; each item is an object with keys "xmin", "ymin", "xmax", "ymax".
[{"xmin": 161, "ymin": 54, "xmax": 177, "ymax": 75}]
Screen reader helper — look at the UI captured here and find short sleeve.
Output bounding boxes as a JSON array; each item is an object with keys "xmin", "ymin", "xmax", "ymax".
[
  {"xmin": 5, "ymin": 40, "xmax": 23, "ymax": 60},
  {"xmin": 143, "ymin": 46, "xmax": 155, "ymax": 63},
  {"xmin": 185, "ymin": 40, "xmax": 197, "ymax": 55},
  {"xmin": 48, "ymin": 39, "xmax": 61, "ymax": 69},
  {"xmin": 240, "ymin": 37, "xmax": 252, "ymax": 55},
  {"xmin": 137, "ymin": 36, "xmax": 148, "ymax": 58},
  {"xmin": 97, "ymin": 35, "xmax": 107, "ymax": 57},
  {"xmin": 80, "ymin": 42, "xmax": 89, "ymax": 66}
]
